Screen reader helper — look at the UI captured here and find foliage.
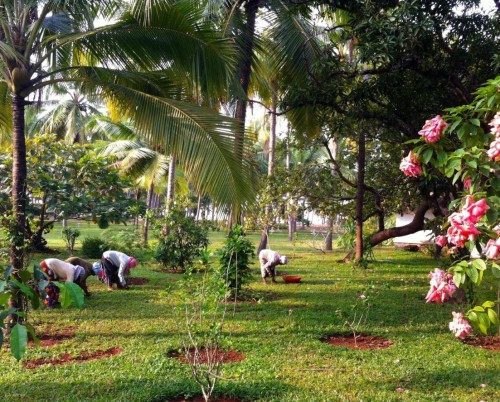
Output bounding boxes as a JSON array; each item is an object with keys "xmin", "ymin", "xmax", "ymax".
[
  {"xmin": 61, "ymin": 227, "xmax": 80, "ymax": 256},
  {"xmin": 81, "ymin": 236, "xmax": 111, "ymax": 259},
  {"xmin": 153, "ymin": 207, "xmax": 209, "ymax": 271},
  {"xmin": 0, "ymin": 265, "xmax": 84, "ymax": 361},
  {"xmin": 407, "ymin": 76, "xmax": 500, "ymax": 337},
  {"xmin": 217, "ymin": 225, "xmax": 255, "ymax": 294},
  {"xmin": 0, "ymin": 135, "xmax": 140, "ymax": 250}
]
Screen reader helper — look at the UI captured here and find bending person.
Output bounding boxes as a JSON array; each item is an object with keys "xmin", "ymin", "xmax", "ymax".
[
  {"xmin": 258, "ymin": 249, "xmax": 288, "ymax": 285},
  {"xmin": 101, "ymin": 250, "xmax": 137, "ymax": 291},
  {"xmin": 39, "ymin": 258, "xmax": 85, "ymax": 306},
  {"xmin": 65, "ymin": 256, "xmax": 101, "ymax": 297}
]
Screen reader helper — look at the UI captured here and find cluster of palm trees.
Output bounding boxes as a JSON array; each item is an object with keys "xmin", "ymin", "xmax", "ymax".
[{"xmin": 0, "ymin": 0, "xmax": 322, "ymax": 271}]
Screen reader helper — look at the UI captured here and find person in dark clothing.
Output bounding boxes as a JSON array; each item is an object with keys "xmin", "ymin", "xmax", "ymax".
[{"xmin": 65, "ymin": 256, "xmax": 101, "ymax": 297}]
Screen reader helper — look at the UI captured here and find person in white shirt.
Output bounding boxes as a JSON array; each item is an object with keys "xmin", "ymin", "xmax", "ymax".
[
  {"xmin": 39, "ymin": 258, "xmax": 86, "ymax": 306},
  {"xmin": 258, "ymin": 249, "xmax": 288, "ymax": 285},
  {"xmin": 101, "ymin": 250, "xmax": 137, "ymax": 291}
]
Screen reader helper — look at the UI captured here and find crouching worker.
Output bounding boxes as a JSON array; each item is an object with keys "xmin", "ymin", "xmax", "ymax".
[
  {"xmin": 258, "ymin": 249, "xmax": 288, "ymax": 285},
  {"xmin": 65, "ymin": 256, "xmax": 102, "ymax": 297},
  {"xmin": 39, "ymin": 258, "xmax": 86, "ymax": 307},
  {"xmin": 101, "ymin": 250, "xmax": 137, "ymax": 291}
]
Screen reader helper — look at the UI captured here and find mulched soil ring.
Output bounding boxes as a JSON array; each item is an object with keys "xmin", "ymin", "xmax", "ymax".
[
  {"xmin": 28, "ymin": 326, "xmax": 76, "ymax": 347},
  {"xmin": 168, "ymin": 348, "xmax": 245, "ymax": 364},
  {"xmin": 127, "ymin": 277, "xmax": 149, "ymax": 285},
  {"xmin": 462, "ymin": 336, "xmax": 500, "ymax": 351},
  {"xmin": 322, "ymin": 333, "xmax": 393, "ymax": 350},
  {"xmin": 23, "ymin": 347, "xmax": 123, "ymax": 369},
  {"xmin": 169, "ymin": 397, "xmax": 242, "ymax": 402}
]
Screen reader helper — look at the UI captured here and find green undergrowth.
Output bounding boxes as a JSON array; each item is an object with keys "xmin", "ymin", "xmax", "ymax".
[{"xmin": 0, "ymin": 224, "xmax": 499, "ymax": 401}]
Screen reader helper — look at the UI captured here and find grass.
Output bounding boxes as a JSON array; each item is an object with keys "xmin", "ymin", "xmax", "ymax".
[{"xmin": 0, "ymin": 222, "xmax": 499, "ymax": 401}]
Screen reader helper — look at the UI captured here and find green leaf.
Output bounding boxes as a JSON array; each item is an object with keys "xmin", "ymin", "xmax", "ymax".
[
  {"xmin": 18, "ymin": 270, "xmax": 31, "ymax": 283},
  {"xmin": 0, "ymin": 292, "xmax": 11, "ymax": 306},
  {"xmin": 486, "ymin": 208, "xmax": 498, "ymax": 225},
  {"xmin": 472, "ymin": 259, "xmax": 487, "ymax": 271},
  {"xmin": 10, "ymin": 323, "xmax": 28, "ymax": 361},
  {"xmin": 466, "ymin": 266, "xmax": 479, "ymax": 284},
  {"xmin": 9, "ymin": 278, "xmax": 34, "ymax": 298},
  {"xmin": 470, "ymin": 118, "xmax": 481, "ymax": 126},
  {"xmin": 436, "ymin": 150, "xmax": 447, "ymax": 166},
  {"xmin": 453, "ymin": 272, "xmax": 462, "ymax": 287},
  {"xmin": 452, "ymin": 170, "xmax": 462, "ymax": 184},
  {"xmin": 422, "ymin": 148, "xmax": 433, "ymax": 164},
  {"xmin": 63, "ymin": 282, "xmax": 85, "ymax": 309},
  {"xmin": 472, "ymin": 306, "xmax": 485, "ymax": 313},
  {"xmin": 466, "ymin": 160, "xmax": 477, "ymax": 168},
  {"xmin": 487, "ymin": 309, "xmax": 499, "ymax": 328},
  {"xmin": 0, "ymin": 280, "xmax": 5, "ymax": 292},
  {"xmin": 478, "ymin": 312, "xmax": 491, "ymax": 335},
  {"xmin": 492, "ymin": 265, "xmax": 500, "ymax": 279},
  {"xmin": 482, "ymin": 301, "xmax": 496, "ymax": 309}
]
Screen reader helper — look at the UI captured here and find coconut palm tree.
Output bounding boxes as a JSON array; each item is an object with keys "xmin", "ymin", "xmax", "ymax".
[{"xmin": 0, "ymin": 0, "xmax": 255, "ymax": 273}]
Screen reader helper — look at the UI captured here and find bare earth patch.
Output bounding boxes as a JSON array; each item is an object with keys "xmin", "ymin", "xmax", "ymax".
[
  {"xmin": 28, "ymin": 326, "xmax": 76, "ymax": 347},
  {"xmin": 462, "ymin": 336, "xmax": 500, "ymax": 351},
  {"xmin": 23, "ymin": 347, "xmax": 123, "ymax": 369},
  {"xmin": 127, "ymin": 277, "xmax": 149, "ymax": 285},
  {"xmin": 168, "ymin": 348, "xmax": 245, "ymax": 364},
  {"xmin": 322, "ymin": 333, "xmax": 393, "ymax": 349},
  {"xmin": 154, "ymin": 268, "xmax": 185, "ymax": 274}
]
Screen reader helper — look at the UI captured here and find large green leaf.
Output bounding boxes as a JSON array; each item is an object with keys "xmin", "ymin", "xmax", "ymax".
[
  {"xmin": 64, "ymin": 281, "xmax": 85, "ymax": 309},
  {"xmin": 10, "ymin": 323, "xmax": 28, "ymax": 361}
]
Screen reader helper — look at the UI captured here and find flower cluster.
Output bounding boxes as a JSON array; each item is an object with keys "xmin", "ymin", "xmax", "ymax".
[
  {"xmin": 485, "ymin": 236, "xmax": 500, "ymax": 259},
  {"xmin": 449, "ymin": 311, "xmax": 472, "ymax": 339},
  {"xmin": 434, "ymin": 235, "xmax": 447, "ymax": 248},
  {"xmin": 425, "ymin": 268, "xmax": 456, "ymax": 303},
  {"xmin": 446, "ymin": 196, "xmax": 489, "ymax": 248},
  {"xmin": 399, "ymin": 151, "xmax": 422, "ymax": 177},
  {"xmin": 418, "ymin": 115, "xmax": 448, "ymax": 143},
  {"xmin": 487, "ymin": 111, "xmax": 500, "ymax": 161}
]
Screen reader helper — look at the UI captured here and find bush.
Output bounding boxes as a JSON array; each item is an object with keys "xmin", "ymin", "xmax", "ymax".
[
  {"xmin": 81, "ymin": 236, "xmax": 110, "ymax": 259},
  {"xmin": 217, "ymin": 225, "xmax": 255, "ymax": 294},
  {"xmin": 153, "ymin": 207, "xmax": 209, "ymax": 271}
]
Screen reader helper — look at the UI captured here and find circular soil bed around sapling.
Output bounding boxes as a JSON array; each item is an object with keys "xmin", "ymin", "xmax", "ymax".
[
  {"xmin": 28, "ymin": 326, "xmax": 76, "ymax": 347},
  {"xmin": 127, "ymin": 277, "xmax": 149, "ymax": 285},
  {"xmin": 23, "ymin": 347, "xmax": 123, "ymax": 369},
  {"xmin": 321, "ymin": 333, "xmax": 393, "ymax": 350},
  {"xmin": 168, "ymin": 348, "xmax": 245, "ymax": 364},
  {"xmin": 462, "ymin": 336, "xmax": 500, "ymax": 351}
]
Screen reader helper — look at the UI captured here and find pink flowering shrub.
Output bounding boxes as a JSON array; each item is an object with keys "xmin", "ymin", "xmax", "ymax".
[
  {"xmin": 403, "ymin": 77, "xmax": 500, "ymax": 338},
  {"xmin": 399, "ymin": 151, "xmax": 422, "ymax": 177},
  {"xmin": 484, "ymin": 237, "xmax": 500, "ymax": 259},
  {"xmin": 418, "ymin": 115, "xmax": 448, "ymax": 143},
  {"xmin": 425, "ymin": 268, "xmax": 456, "ymax": 303},
  {"xmin": 449, "ymin": 311, "xmax": 472, "ymax": 339}
]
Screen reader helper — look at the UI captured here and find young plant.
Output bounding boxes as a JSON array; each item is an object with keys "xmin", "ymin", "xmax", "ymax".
[
  {"xmin": 336, "ymin": 288, "xmax": 374, "ymax": 347},
  {"xmin": 217, "ymin": 225, "xmax": 255, "ymax": 295},
  {"xmin": 61, "ymin": 227, "xmax": 80, "ymax": 256}
]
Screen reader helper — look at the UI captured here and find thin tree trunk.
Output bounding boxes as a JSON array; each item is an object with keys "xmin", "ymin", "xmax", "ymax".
[
  {"xmin": 134, "ymin": 188, "xmax": 141, "ymax": 228},
  {"xmin": 196, "ymin": 193, "xmax": 202, "ymax": 221},
  {"xmin": 355, "ymin": 132, "xmax": 365, "ymax": 261},
  {"xmin": 164, "ymin": 154, "xmax": 176, "ymax": 236},
  {"xmin": 142, "ymin": 182, "xmax": 154, "ymax": 246},
  {"xmin": 325, "ymin": 217, "xmax": 334, "ymax": 251},
  {"xmin": 286, "ymin": 128, "xmax": 296, "ymax": 241}
]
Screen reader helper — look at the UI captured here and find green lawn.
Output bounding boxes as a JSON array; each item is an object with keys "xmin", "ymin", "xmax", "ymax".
[{"xmin": 0, "ymin": 223, "xmax": 499, "ymax": 401}]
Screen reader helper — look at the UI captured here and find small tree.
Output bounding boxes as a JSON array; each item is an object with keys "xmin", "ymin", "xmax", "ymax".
[
  {"xmin": 217, "ymin": 225, "xmax": 255, "ymax": 295},
  {"xmin": 154, "ymin": 206, "xmax": 209, "ymax": 271},
  {"xmin": 62, "ymin": 227, "xmax": 80, "ymax": 256}
]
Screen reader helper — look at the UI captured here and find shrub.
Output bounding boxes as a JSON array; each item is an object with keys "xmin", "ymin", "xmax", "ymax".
[
  {"xmin": 81, "ymin": 236, "xmax": 110, "ymax": 259},
  {"xmin": 153, "ymin": 207, "xmax": 209, "ymax": 271},
  {"xmin": 217, "ymin": 225, "xmax": 255, "ymax": 294},
  {"xmin": 61, "ymin": 227, "xmax": 80, "ymax": 256}
]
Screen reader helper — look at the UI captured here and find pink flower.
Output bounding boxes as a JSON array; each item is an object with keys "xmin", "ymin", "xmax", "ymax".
[
  {"xmin": 462, "ymin": 196, "xmax": 490, "ymax": 224},
  {"xmin": 449, "ymin": 311, "xmax": 472, "ymax": 339},
  {"xmin": 425, "ymin": 268, "xmax": 456, "ymax": 303},
  {"xmin": 487, "ymin": 138, "xmax": 500, "ymax": 161},
  {"xmin": 489, "ymin": 111, "xmax": 500, "ymax": 137},
  {"xmin": 484, "ymin": 238, "xmax": 500, "ymax": 259},
  {"xmin": 435, "ymin": 235, "xmax": 447, "ymax": 248},
  {"xmin": 418, "ymin": 115, "xmax": 448, "ymax": 143},
  {"xmin": 400, "ymin": 152, "xmax": 422, "ymax": 177},
  {"xmin": 463, "ymin": 177, "xmax": 472, "ymax": 191}
]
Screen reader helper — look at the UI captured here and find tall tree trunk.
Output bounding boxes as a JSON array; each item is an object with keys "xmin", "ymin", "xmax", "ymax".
[
  {"xmin": 9, "ymin": 94, "xmax": 28, "ymax": 327},
  {"xmin": 286, "ymin": 128, "xmax": 296, "ymax": 241},
  {"xmin": 134, "ymin": 188, "xmax": 141, "ymax": 228},
  {"xmin": 196, "ymin": 193, "xmax": 202, "ymax": 221},
  {"xmin": 231, "ymin": 0, "xmax": 259, "ymax": 225},
  {"xmin": 325, "ymin": 217, "xmax": 334, "ymax": 251},
  {"xmin": 164, "ymin": 154, "xmax": 176, "ymax": 236},
  {"xmin": 258, "ymin": 81, "xmax": 278, "ymax": 253},
  {"xmin": 142, "ymin": 182, "xmax": 155, "ymax": 246},
  {"xmin": 355, "ymin": 132, "xmax": 365, "ymax": 261}
]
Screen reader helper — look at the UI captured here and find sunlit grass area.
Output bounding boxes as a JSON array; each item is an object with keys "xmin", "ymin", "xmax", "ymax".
[{"xmin": 0, "ymin": 223, "xmax": 499, "ymax": 401}]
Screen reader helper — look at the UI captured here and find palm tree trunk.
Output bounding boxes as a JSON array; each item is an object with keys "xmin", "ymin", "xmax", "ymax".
[
  {"xmin": 164, "ymin": 154, "xmax": 176, "ymax": 236},
  {"xmin": 231, "ymin": 0, "xmax": 259, "ymax": 225},
  {"xmin": 355, "ymin": 131, "xmax": 366, "ymax": 261},
  {"xmin": 9, "ymin": 93, "xmax": 28, "ymax": 327},
  {"xmin": 286, "ymin": 129, "xmax": 295, "ymax": 241},
  {"xmin": 142, "ymin": 182, "xmax": 155, "ymax": 246}
]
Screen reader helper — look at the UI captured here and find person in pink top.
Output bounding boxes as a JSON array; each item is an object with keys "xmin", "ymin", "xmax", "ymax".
[
  {"xmin": 258, "ymin": 249, "xmax": 288, "ymax": 285},
  {"xmin": 101, "ymin": 250, "xmax": 137, "ymax": 291}
]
